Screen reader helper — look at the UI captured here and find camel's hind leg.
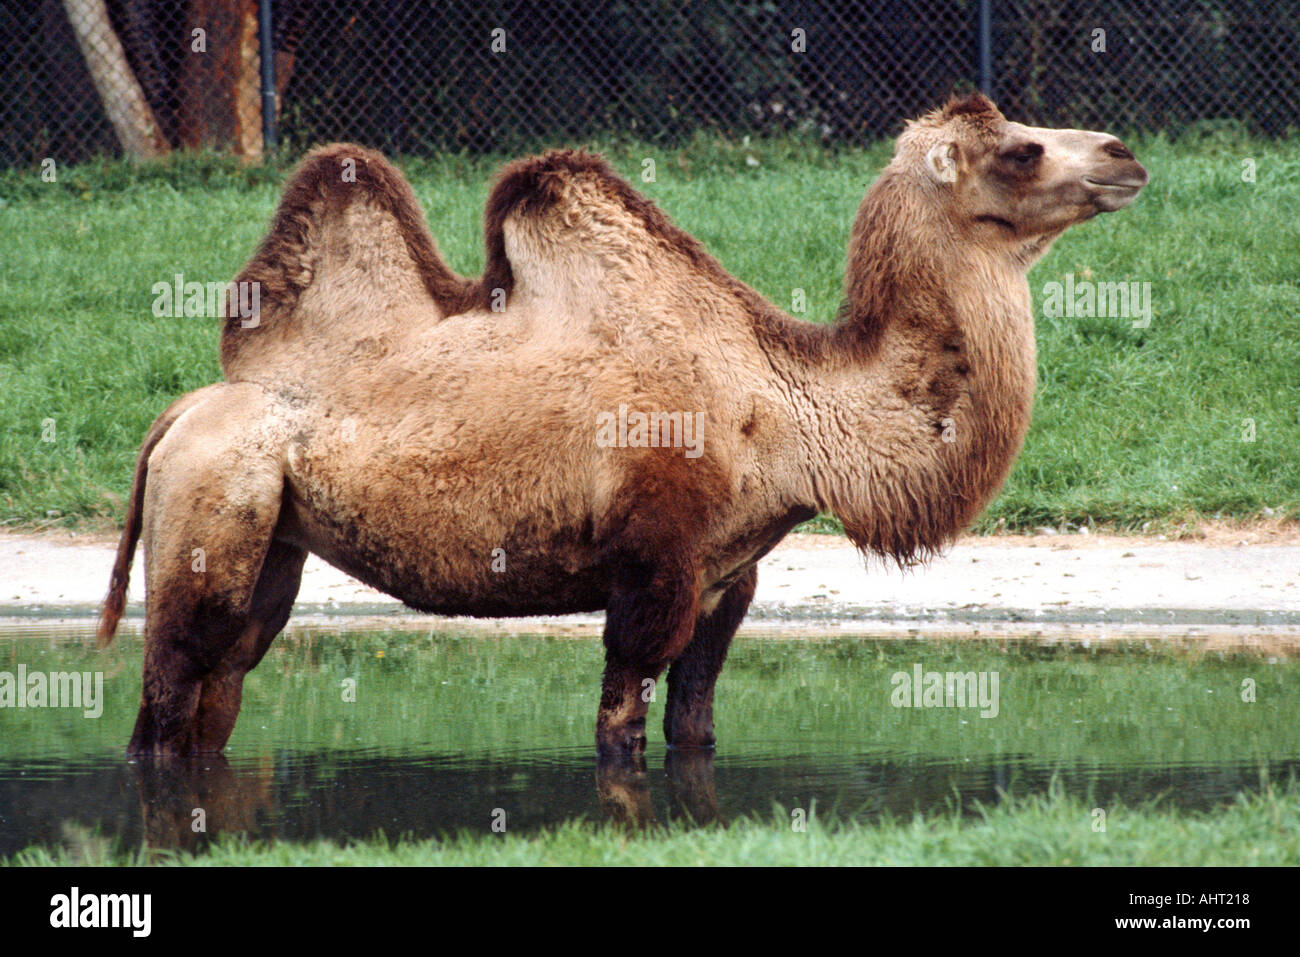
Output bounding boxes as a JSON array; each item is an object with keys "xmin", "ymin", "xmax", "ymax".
[
  {"xmin": 128, "ymin": 385, "xmax": 293, "ymax": 757},
  {"xmin": 191, "ymin": 541, "xmax": 306, "ymax": 752}
]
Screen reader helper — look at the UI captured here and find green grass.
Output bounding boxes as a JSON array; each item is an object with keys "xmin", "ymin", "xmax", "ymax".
[
  {"xmin": 1, "ymin": 131, "xmax": 1297, "ymax": 530},
  {"xmin": 9, "ymin": 782, "xmax": 1299, "ymax": 866},
  {"xmin": 6, "ymin": 631, "xmax": 1297, "ymax": 763}
]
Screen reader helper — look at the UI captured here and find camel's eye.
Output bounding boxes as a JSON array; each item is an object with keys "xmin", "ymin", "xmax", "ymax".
[{"xmin": 1002, "ymin": 143, "xmax": 1043, "ymax": 167}]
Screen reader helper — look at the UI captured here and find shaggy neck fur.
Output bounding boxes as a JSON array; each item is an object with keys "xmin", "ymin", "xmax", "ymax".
[{"xmin": 769, "ymin": 161, "xmax": 1038, "ymax": 564}]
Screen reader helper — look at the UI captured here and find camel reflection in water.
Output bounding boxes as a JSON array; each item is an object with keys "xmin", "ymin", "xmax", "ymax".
[
  {"xmin": 6, "ymin": 748, "xmax": 1288, "ymax": 854},
  {"xmin": 597, "ymin": 751, "xmax": 723, "ymax": 829},
  {"xmin": 129, "ymin": 751, "xmax": 725, "ymax": 849},
  {"xmin": 132, "ymin": 756, "xmax": 278, "ymax": 852}
]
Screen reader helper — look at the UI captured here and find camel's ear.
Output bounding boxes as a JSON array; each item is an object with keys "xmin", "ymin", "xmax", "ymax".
[{"xmin": 924, "ymin": 141, "xmax": 961, "ymax": 185}]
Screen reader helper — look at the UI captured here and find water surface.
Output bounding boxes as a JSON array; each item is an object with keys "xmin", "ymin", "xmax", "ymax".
[{"xmin": 1, "ymin": 629, "xmax": 1295, "ymax": 854}]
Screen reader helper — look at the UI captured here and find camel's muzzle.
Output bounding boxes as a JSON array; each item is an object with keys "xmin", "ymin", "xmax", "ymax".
[{"xmin": 1083, "ymin": 141, "xmax": 1148, "ymax": 212}]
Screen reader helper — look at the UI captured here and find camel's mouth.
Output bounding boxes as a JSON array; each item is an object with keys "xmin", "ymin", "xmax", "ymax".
[
  {"xmin": 976, "ymin": 214, "xmax": 1017, "ymax": 232},
  {"xmin": 1082, "ymin": 177, "xmax": 1147, "ymax": 191},
  {"xmin": 1081, "ymin": 174, "xmax": 1147, "ymax": 211}
]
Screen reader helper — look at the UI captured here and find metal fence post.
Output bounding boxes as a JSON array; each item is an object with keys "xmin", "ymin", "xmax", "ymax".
[
  {"xmin": 978, "ymin": 0, "xmax": 994, "ymax": 98},
  {"xmin": 259, "ymin": 0, "xmax": 277, "ymax": 153}
]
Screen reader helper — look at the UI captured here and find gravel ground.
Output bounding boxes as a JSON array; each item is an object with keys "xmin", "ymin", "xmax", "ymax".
[{"xmin": 2, "ymin": 528, "xmax": 1298, "ymax": 642}]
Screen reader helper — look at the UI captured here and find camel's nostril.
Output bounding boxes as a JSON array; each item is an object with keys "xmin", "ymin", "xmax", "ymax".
[{"xmin": 1104, "ymin": 140, "xmax": 1135, "ymax": 161}]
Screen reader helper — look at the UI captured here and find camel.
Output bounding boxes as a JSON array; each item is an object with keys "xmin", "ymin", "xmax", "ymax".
[{"xmin": 98, "ymin": 93, "xmax": 1147, "ymax": 758}]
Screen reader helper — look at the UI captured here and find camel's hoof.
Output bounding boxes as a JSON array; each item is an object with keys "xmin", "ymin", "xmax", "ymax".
[{"xmin": 664, "ymin": 714, "xmax": 716, "ymax": 750}]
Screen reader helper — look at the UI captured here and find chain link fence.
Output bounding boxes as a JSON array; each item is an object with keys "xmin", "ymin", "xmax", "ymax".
[{"xmin": 3, "ymin": 0, "xmax": 1298, "ymax": 167}]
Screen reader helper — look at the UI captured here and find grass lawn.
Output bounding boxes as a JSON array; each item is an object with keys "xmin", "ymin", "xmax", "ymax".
[
  {"xmin": 9, "ymin": 783, "xmax": 1298, "ymax": 866},
  {"xmin": 1, "ymin": 131, "xmax": 1297, "ymax": 532}
]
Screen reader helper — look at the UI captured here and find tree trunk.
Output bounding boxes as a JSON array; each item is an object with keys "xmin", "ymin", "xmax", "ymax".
[
  {"xmin": 180, "ymin": 0, "xmax": 262, "ymax": 159},
  {"xmin": 234, "ymin": 0, "xmax": 262, "ymax": 158},
  {"xmin": 61, "ymin": 0, "xmax": 168, "ymax": 158}
]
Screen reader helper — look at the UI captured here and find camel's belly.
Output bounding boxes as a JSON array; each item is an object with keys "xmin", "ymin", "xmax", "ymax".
[
  {"xmin": 267, "ymin": 385, "xmax": 805, "ymax": 619},
  {"xmin": 276, "ymin": 463, "xmax": 612, "ymax": 617}
]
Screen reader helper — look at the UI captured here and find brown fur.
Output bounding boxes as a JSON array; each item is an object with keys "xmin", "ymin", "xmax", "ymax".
[
  {"xmin": 103, "ymin": 96, "xmax": 1147, "ymax": 758},
  {"xmin": 96, "ymin": 384, "xmax": 226, "ymax": 646}
]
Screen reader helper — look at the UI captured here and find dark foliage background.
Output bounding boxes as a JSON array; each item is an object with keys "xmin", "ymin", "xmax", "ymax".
[{"xmin": 2, "ymin": 0, "xmax": 1297, "ymax": 166}]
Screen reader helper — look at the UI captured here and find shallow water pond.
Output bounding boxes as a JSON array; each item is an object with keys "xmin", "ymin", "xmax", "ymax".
[{"xmin": 1, "ymin": 629, "xmax": 1297, "ymax": 854}]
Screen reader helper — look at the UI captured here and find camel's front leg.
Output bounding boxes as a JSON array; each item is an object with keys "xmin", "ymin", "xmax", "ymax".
[
  {"xmin": 664, "ymin": 565, "xmax": 757, "ymax": 749},
  {"xmin": 596, "ymin": 561, "xmax": 700, "ymax": 756}
]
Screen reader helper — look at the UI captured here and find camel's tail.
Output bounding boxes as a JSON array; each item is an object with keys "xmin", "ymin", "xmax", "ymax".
[{"xmin": 97, "ymin": 387, "xmax": 216, "ymax": 647}]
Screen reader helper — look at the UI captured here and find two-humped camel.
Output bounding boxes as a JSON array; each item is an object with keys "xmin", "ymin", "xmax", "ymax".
[{"xmin": 99, "ymin": 94, "xmax": 1147, "ymax": 757}]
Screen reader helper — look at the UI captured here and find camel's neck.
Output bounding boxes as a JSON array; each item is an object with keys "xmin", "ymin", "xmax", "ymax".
[{"xmin": 776, "ymin": 169, "xmax": 1038, "ymax": 562}]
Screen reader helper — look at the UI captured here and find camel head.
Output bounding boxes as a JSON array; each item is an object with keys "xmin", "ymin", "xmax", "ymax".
[{"xmin": 897, "ymin": 93, "xmax": 1148, "ymax": 263}]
